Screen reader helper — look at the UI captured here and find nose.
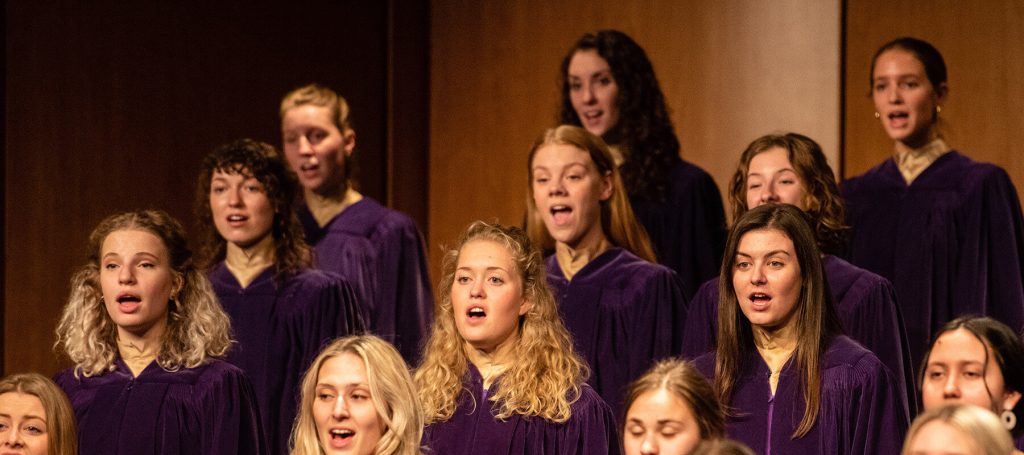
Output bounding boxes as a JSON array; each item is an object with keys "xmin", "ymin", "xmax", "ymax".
[
  {"xmin": 943, "ymin": 374, "xmax": 961, "ymax": 399},
  {"xmin": 758, "ymin": 183, "xmax": 778, "ymax": 205},
  {"xmin": 581, "ymin": 82, "xmax": 596, "ymax": 105},
  {"xmin": 547, "ymin": 179, "xmax": 567, "ymax": 197},
  {"xmin": 3, "ymin": 427, "xmax": 23, "ymax": 447},
  {"xmin": 332, "ymin": 395, "xmax": 350, "ymax": 419},
  {"xmin": 227, "ymin": 187, "xmax": 242, "ymax": 207},
  {"xmin": 887, "ymin": 85, "xmax": 902, "ymax": 104},
  {"xmin": 118, "ymin": 263, "xmax": 136, "ymax": 284},
  {"xmin": 640, "ymin": 434, "xmax": 658, "ymax": 454},
  {"xmin": 470, "ymin": 278, "xmax": 486, "ymax": 299},
  {"xmin": 750, "ymin": 263, "xmax": 767, "ymax": 285},
  {"xmin": 298, "ymin": 135, "xmax": 315, "ymax": 156}
]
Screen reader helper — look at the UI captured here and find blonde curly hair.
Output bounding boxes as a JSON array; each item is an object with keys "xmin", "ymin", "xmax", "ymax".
[
  {"xmin": 54, "ymin": 210, "xmax": 233, "ymax": 377},
  {"xmin": 290, "ymin": 335, "xmax": 423, "ymax": 455},
  {"xmin": 415, "ymin": 221, "xmax": 589, "ymax": 423}
]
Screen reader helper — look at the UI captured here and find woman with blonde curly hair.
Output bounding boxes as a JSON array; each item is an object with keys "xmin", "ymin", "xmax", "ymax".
[
  {"xmin": 416, "ymin": 221, "xmax": 619, "ymax": 454},
  {"xmin": 290, "ymin": 335, "xmax": 421, "ymax": 455},
  {"xmin": 527, "ymin": 125, "xmax": 686, "ymax": 416},
  {"xmin": 54, "ymin": 210, "xmax": 266, "ymax": 454},
  {"xmin": 682, "ymin": 132, "xmax": 916, "ymax": 416},
  {"xmin": 0, "ymin": 373, "xmax": 77, "ymax": 455}
]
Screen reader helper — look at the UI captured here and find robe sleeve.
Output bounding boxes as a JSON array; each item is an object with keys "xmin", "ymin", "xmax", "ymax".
[
  {"xmin": 374, "ymin": 215, "xmax": 434, "ymax": 364},
  {"xmin": 197, "ymin": 362, "xmax": 268, "ymax": 455},
  {"xmin": 955, "ymin": 166, "xmax": 1024, "ymax": 331},
  {"xmin": 681, "ymin": 278, "xmax": 720, "ymax": 359},
  {"xmin": 829, "ymin": 354, "xmax": 908, "ymax": 455},
  {"xmin": 631, "ymin": 268, "xmax": 688, "ymax": 383},
  {"xmin": 561, "ymin": 386, "xmax": 622, "ymax": 455}
]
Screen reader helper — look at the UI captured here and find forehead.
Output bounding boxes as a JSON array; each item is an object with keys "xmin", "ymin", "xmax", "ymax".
[
  {"xmin": 737, "ymin": 228, "xmax": 796, "ymax": 254},
  {"xmin": 532, "ymin": 143, "xmax": 593, "ymax": 168},
  {"xmin": 930, "ymin": 328, "xmax": 991, "ymax": 363},
  {"xmin": 568, "ymin": 49, "xmax": 611, "ymax": 76},
  {"xmin": 627, "ymin": 388, "xmax": 694, "ymax": 423},
  {"xmin": 281, "ymin": 104, "xmax": 335, "ymax": 129},
  {"xmin": 318, "ymin": 352, "xmax": 368, "ymax": 385},
  {"xmin": 101, "ymin": 229, "xmax": 168, "ymax": 256},
  {"xmin": 0, "ymin": 391, "xmax": 45, "ymax": 417},
  {"xmin": 873, "ymin": 49, "xmax": 927, "ymax": 77},
  {"xmin": 457, "ymin": 239, "xmax": 516, "ymax": 270},
  {"xmin": 747, "ymin": 147, "xmax": 794, "ymax": 173}
]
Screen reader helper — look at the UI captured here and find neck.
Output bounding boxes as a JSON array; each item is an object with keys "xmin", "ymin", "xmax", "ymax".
[
  {"xmin": 555, "ymin": 231, "xmax": 610, "ymax": 281},
  {"xmin": 117, "ymin": 324, "xmax": 165, "ymax": 377},
  {"xmin": 752, "ymin": 319, "xmax": 799, "ymax": 370},
  {"xmin": 225, "ymin": 234, "xmax": 275, "ymax": 288},
  {"xmin": 465, "ymin": 333, "xmax": 519, "ymax": 390},
  {"xmin": 894, "ymin": 129, "xmax": 944, "ymax": 155},
  {"xmin": 304, "ymin": 186, "xmax": 363, "ymax": 227}
]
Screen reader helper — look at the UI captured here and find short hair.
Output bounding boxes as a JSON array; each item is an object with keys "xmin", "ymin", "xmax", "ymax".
[
  {"xmin": 690, "ymin": 439, "xmax": 756, "ymax": 455},
  {"xmin": 622, "ymin": 358, "xmax": 725, "ymax": 440},
  {"xmin": 902, "ymin": 404, "xmax": 1013, "ymax": 455},
  {"xmin": 0, "ymin": 373, "xmax": 78, "ymax": 455},
  {"xmin": 415, "ymin": 221, "xmax": 589, "ymax": 423},
  {"xmin": 279, "ymin": 83, "xmax": 356, "ymax": 184},
  {"xmin": 54, "ymin": 210, "xmax": 234, "ymax": 376},
  {"xmin": 920, "ymin": 315, "xmax": 1024, "ymax": 437},
  {"xmin": 195, "ymin": 138, "xmax": 310, "ymax": 284},
  {"xmin": 728, "ymin": 133, "xmax": 846, "ymax": 255},
  {"xmin": 715, "ymin": 204, "xmax": 841, "ymax": 438},
  {"xmin": 557, "ymin": 30, "xmax": 679, "ymax": 202},
  {"xmin": 290, "ymin": 335, "xmax": 422, "ymax": 455},
  {"xmin": 526, "ymin": 125, "xmax": 656, "ymax": 262},
  {"xmin": 870, "ymin": 37, "xmax": 947, "ymax": 91}
]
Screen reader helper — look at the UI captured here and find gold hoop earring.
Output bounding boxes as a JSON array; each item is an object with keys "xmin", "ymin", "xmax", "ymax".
[{"xmin": 874, "ymin": 112, "xmax": 880, "ymax": 119}]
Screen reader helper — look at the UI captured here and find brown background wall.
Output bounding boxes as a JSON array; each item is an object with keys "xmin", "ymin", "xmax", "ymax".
[{"xmin": 842, "ymin": 0, "xmax": 1024, "ymax": 183}]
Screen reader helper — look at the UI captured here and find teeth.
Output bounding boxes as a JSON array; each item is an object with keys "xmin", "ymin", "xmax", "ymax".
[
  {"xmin": 469, "ymin": 308, "xmax": 485, "ymax": 316},
  {"xmin": 330, "ymin": 429, "xmax": 354, "ymax": 437},
  {"xmin": 228, "ymin": 215, "xmax": 245, "ymax": 221}
]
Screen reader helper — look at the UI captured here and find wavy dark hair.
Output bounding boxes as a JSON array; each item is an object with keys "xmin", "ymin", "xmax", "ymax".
[
  {"xmin": 557, "ymin": 30, "xmax": 679, "ymax": 202},
  {"xmin": 715, "ymin": 204, "xmax": 842, "ymax": 439},
  {"xmin": 869, "ymin": 37, "xmax": 947, "ymax": 92},
  {"xmin": 195, "ymin": 139, "xmax": 310, "ymax": 285},
  {"xmin": 920, "ymin": 315, "xmax": 1024, "ymax": 438},
  {"xmin": 729, "ymin": 133, "xmax": 847, "ymax": 255}
]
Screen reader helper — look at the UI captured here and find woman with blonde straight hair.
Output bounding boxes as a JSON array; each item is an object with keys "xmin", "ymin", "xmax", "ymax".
[
  {"xmin": 416, "ymin": 221, "xmax": 618, "ymax": 454},
  {"xmin": 54, "ymin": 210, "xmax": 266, "ymax": 454},
  {"xmin": 528, "ymin": 124, "xmax": 686, "ymax": 416},
  {"xmin": 903, "ymin": 404, "xmax": 1015, "ymax": 455},
  {"xmin": 290, "ymin": 335, "xmax": 422, "ymax": 455},
  {"xmin": 0, "ymin": 373, "xmax": 78, "ymax": 455},
  {"xmin": 695, "ymin": 204, "xmax": 907, "ymax": 453}
]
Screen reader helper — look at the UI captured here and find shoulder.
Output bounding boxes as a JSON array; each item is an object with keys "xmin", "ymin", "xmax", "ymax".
[
  {"xmin": 693, "ymin": 352, "xmax": 716, "ymax": 379},
  {"xmin": 822, "ymin": 336, "xmax": 890, "ymax": 380},
  {"xmin": 824, "ymin": 255, "xmax": 892, "ymax": 292},
  {"xmin": 948, "ymin": 152, "xmax": 1016, "ymax": 191},
  {"xmin": 608, "ymin": 248, "xmax": 676, "ymax": 281},
  {"xmin": 344, "ymin": 197, "xmax": 422, "ymax": 239},
  {"xmin": 192, "ymin": 359, "xmax": 252, "ymax": 390},
  {"xmin": 568, "ymin": 384, "xmax": 616, "ymax": 424},
  {"xmin": 671, "ymin": 160, "xmax": 718, "ymax": 187},
  {"xmin": 841, "ymin": 159, "xmax": 897, "ymax": 195}
]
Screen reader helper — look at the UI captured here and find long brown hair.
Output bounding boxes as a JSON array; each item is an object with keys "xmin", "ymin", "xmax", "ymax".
[
  {"xmin": 622, "ymin": 358, "xmax": 725, "ymax": 440},
  {"xmin": 715, "ymin": 204, "xmax": 841, "ymax": 438},
  {"xmin": 0, "ymin": 373, "xmax": 78, "ymax": 455},
  {"xmin": 195, "ymin": 138, "xmax": 310, "ymax": 285},
  {"xmin": 525, "ymin": 125, "xmax": 656, "ymax": 262},
  {"xmin": 728, "ymin": 133, "xmax": 846, "ymax": 255}
]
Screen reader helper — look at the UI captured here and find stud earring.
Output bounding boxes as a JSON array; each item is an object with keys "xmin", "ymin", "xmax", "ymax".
[
  {"xmin": 936, "ymin": 105, "xmax": 942, "ymax": 114},
  {"xmin": 874, "ymin": 112, "xmax": 880, "ymax": 119}
]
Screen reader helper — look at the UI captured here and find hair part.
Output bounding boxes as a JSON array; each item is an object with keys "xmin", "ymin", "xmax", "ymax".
[
  {"xmin": 714, "ymin": 204, "xmax": 841, "ymax": 438},
  {"xmin": 415, "ymin": 221, "xmax": 589, "ymax": 423},
  {"xmin": 557, "ymin": 30, "xmax": 680, "ymax": 202},
  {"xmin": 902, "ymin": 404, "xmax": 1014, "ymax": 455},
  {"xmin": 290, "ymin": 335, "xmax": 423, "ymax": 455},
  {"xmin": 55, "ymin": 210, "xmax": 234, "ymax": 376},
  {"xmin": 728, "ymin": 133, "xmax": 847, "ymax": 255},
  {"xmin": 870, "ymin": 37, "xmax": 948, "ymax": 91},
  {"xmin": 195, "ymin": 138, "xmax": 311, "ymax": 285},
  {"xmin": 0, "ymin": 373, "xmax": 78, "ymax": 455},
  {"xmin": 622, "ymin": 358, "xmax": 725, "ymax": 440},
  {"xmin": 690, "ymin": 438, "xmax": 756, "ymax": 455},
  {"xmin": 526, "ymin": 125, "xmax": 656, "ymax": 262}
]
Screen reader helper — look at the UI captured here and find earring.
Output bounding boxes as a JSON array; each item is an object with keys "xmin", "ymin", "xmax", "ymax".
[
  {"xmin": 936, "ymin": 105, "xmax": 942, "ymax": 114},
  {"xmin": 1002, "ymin": 409, "xmax": 1017, "ymax": 430},
  {"xmin": 874, "ymin": 112, "xmax": 880, "ymax": 119}
]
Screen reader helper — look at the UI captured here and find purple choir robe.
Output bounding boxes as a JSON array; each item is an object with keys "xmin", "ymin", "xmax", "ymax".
[
  {"xmin": 681, "ymin": 255, "xmax": 917, "ymax": 416},
  {"xmin": 210, "ymin": 263, "xmax": 364, "ymax": 455},
  {"xmin": 298, "ymin": 197, "xmax": 433, "ymax": 363},
  {"xmin": 422, "ymin": 364, "xmax": 621, "ymax": 454},
  {"xmin": 695, "ymin": 336, "xmax": 908, "ymax": 454},
  {"xmin": 55, "ymin": 359, "xmax": 267, "ymax": 455},
  {"xmin": 629, "ymin": 158, "xmax": 726, "ymax": 298},
  {"xmin": 547, "ymin": 248, "xmax": 687, "ymax": 416},
  {"xmin": 841, "ymin": 151, "xmax": 1024, "ymax": 370}
]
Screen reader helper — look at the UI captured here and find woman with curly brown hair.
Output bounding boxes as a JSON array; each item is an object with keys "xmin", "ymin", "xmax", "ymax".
[
  {"xmin": 558, "ymin": 29, "xmax": 726, "ymax": 297},
  {"xmin": 416, "ymin": 221, "xmax": 619, "ymax": 454},
  {"xmin": 54, "ymin": 210, "xmax": 266, "ymax": 454},
  {"xmin": 196, "ymin": 139, "xmax": 365, "ymax": 455},
  {"xmin": 682, "ymin": 132, "xmax": 916, "ymax": 417}
]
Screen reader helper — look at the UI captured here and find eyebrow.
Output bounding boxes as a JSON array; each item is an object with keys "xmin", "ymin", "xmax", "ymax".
[
  {"xmin": 456, "ymin": 266, "xmax": 510, "ymax": 273},
  {"xmin": 736, "ymin": 250, "xmax": 792, "ymax": 258},
  {"xmin": 0, "ymin": 413, "xmax": 45, "ymax": 421},
  {"xmin": 748, "ymin": 168, "xmax": 797, "ymax": 177}
]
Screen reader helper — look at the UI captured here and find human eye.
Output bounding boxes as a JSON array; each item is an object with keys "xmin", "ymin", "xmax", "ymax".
[
  {"xmin": 245, "ymin": 183, "xmax": 265, "ymax": 193},
  {"xmin": 569, "ymin": 79, "xmax": 582, "ymax": 91},
  {"xmin": 566, "ymin": 173, "xmax": 583, "ymax": 181},
  {"xmin": 351, "ymin": 390, "xmax": 371, "ymax": 401},
  {"xmin": 963, "ymin": 369, "xmax": 984, "ymax": 379},
  {"xmin": 103, "ymin": 262, "xmax": 119, "ymax": 271},
  {"xmin": 598, "ymin": 74, "xmax": 614, "ymax": 86},
  {"xmin": 211, "ymin": 184, "xmax": 227, "ymax": 194},
  {"xmin": 734, "ymin": 260, "xmax": 751, "ymax": 270},
  {"xmin": 626, "ymin": 424, "xmax": 644, "ymax": 437},
  {"xmin": 487, "ymin": 275, "xmax": 505, "ymax": 285},
  {"xmin": 139, "ymin": 262, "xmax": 156, "ymax": 269},
  {"xmin": 308, "ymin": 130, "xmax": 327, "ymax": 145},
  {"xmin": 455, "ymin": 274, "xmax": 471, "ymax": 285},
  {"xmin": 768, "ymin": 259, "xmax": 785, "ymax": 268},
  {"xmin": 25, "ymin": 424, "xmax": 45, "ymax": 435},
  {"xmin": 533, "ymin": 175, "xmax": 549, "ymax": 184},
  {"xmin": 873, "ymin": 81, "xmax": 887, "ymax": 92}
]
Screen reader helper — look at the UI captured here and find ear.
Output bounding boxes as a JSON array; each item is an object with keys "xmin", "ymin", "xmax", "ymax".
[
  {"xmin": 1003, "ymin": 389, "xmax": 1022, "ymax": 412},
  {"xmin": 342, "ymin": 128, "xmax": 356, "ymax": 157},
  {"xmin": 519, "ymin": 297, "xmax": 535, "ymax": 316},
  {"xmin": 172, "ymin": 273, "xmax": 185, "ymax": 299},
  {"xmin": 598, "ymin": 170, "xmax": 613, "ymax": 201},
  {"xmin": 935, "ymin": 82, "xmax": 949, "ymax": 104}
]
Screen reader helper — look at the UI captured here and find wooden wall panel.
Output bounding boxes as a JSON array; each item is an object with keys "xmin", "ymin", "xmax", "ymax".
[
  {"xmin": 3, "ymin": 1, "xmax": 407, "ymax": 375},
  {"xmin": 844, "ymin": 1, "xmax": 1024, "ymax": 186},
  {"xmin": 428, "ymin": 0, "xmax": 842, "ymax": 276}
]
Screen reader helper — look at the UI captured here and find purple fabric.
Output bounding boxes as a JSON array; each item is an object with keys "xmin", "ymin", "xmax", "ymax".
[
  {"xmin": 629, "ymin": 158, "xmax": 726, "ymax": 299},
  {"xmin": 694, "ymin": 336, "xmax": 908, "ymax": 454},
  {"xmin": 842, "ymin": 151, "xmax": 1024, "ymax": 370},
  {"xmin": 681, "ymin": 255, "xmax": 917, "ymax": 416},
  {"xmin": 298, "ymin": 197, "xmax": 433, "ymax": 363},
  {"xmin": 422, "ymin": 364, "xmax": 621, "ymax": 455},
  {"xmin": 55, "ymin": 359, "xmax": 267, "ymax": 455},
  {"xmin": 210, "ymin": 263, "xmax": 364, "ymax": 455},
  {"xmin": 546, "ymin": 248, "xmax": 687, "ymax": 416}
]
